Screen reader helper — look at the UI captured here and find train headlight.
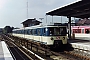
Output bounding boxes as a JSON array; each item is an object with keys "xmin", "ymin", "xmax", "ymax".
[
  {"xmin": 62, "ymin": 37, "xmax": 65, "ymax": 40},
  {"xmin": 51, "ymin": 37, "xmax": 53, "ymax": 40}
]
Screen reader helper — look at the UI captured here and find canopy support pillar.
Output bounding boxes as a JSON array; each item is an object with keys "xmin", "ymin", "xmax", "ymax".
[{"xmin": 67, "ymin": 17, "xmax": 71, "ymax": 40}]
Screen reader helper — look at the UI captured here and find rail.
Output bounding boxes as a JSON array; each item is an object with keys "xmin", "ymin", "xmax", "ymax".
[{"xmin": 1, "ymin": 34, "xmax": 90, "ymax": 60}]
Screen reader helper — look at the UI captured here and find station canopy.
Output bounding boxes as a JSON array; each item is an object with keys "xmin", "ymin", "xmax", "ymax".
[{"xmin": 46, "ymin": 0, "xmax": 90, "ymax": 18}]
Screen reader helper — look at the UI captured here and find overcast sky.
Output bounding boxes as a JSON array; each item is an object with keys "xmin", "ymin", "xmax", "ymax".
[{"xmin": 0, "ymin": 0, "xmax": 79, "ymax": 28}]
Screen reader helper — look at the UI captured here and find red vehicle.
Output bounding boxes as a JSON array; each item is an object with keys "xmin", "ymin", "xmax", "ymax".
[{"xmin": 71, "ymin": 26, "xmax": 90, "ymax": 34}]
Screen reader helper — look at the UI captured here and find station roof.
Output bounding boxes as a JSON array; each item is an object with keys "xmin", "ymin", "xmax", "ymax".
[
  {"xmin": 46, "ymin": 0, "xmax": 90, "ymax": 18},
  {"xmin": 21, "ymin": 18, "xmax": 41, "ymax": 24}
]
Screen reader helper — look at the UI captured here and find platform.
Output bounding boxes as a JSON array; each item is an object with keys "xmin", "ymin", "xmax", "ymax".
[
  {"xmin": 69, "ymin": 39, "xmax": 90, "ymax": 54},
  {"xmin": 0, "ymin": 41, "xmax": 13, "ymax": 60}
]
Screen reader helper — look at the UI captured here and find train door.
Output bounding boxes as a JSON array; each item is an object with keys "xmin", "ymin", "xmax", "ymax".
[
  {"xmin": 81, "ymin": 28, "xmax": 84, "ymax": 33},
  {"xmin": 85, "ymin": 29, "xmax": 89, "ymax": 34}
]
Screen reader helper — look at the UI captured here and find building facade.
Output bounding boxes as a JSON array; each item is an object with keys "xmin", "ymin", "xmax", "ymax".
[{"xmin": 21, "ymin": 18, "xmax": 41, "ymax": 27}]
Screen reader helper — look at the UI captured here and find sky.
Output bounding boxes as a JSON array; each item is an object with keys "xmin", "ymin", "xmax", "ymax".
[{"xmin": 0, "ymin": 0, "xmax": 80, "ymax": 28}]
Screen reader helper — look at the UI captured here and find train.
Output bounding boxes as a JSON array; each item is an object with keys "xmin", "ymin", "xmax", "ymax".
[
  {"xmin": 71, "ymin": 26, "xmax": 90, "ymax": 34},
  {"xmin": 12, "ymin": 25, "xmax": 68, "ymax": 50},
  {"xmin": 71, "ymin": 26, "xmax": 90, "ymax": 40}
]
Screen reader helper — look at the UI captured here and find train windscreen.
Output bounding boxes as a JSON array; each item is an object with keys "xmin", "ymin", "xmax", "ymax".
[{"xmin": 49, "ymin": 27, "xmax": 67, "ymax": 36}]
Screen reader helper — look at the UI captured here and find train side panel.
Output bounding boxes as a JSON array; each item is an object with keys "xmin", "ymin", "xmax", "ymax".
[
  {"xmin": 71, "ymin": 26, "xmax": 90, "ymax": 40},
  {"xmin": 12, "ymin": 25, "xmax": 67, "ymax": 46},
  {"xmin": 13, "ymin": 34, "xmax": 67, "ymax": 45}
]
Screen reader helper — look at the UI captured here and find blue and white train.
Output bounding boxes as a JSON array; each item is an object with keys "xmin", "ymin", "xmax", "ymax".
[{"xmin": 12, "ymin": 25, "xmax": 67, "ymax": 48}]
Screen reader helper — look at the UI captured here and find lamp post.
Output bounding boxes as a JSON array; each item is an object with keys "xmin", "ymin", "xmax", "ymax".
[
  {"xmin": 39, "ymin": 18, "xmax": 44, "ymax": 42},
  {"xmin": 27, "ymin": 0, "xmax": 28, "ymax": 19},
  {"xmin": 24, "ymin": 26, "xmax": 25, "ymax": 38}
]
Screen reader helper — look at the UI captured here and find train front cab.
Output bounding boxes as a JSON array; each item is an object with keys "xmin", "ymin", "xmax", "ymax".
[{"xmin": 47, "ymin": 26, "xmax": 68, "ymax": 51}]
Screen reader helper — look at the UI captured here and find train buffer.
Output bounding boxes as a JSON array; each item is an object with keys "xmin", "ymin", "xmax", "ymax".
[{"xmin": 0, "ymin": 41, "xmax": 13, "ymax": 60}]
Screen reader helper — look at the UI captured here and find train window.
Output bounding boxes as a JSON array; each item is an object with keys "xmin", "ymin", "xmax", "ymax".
[
  {"xmin": 32, "ymin": 30, "xmax": 34, "ymax": 35},
  {"xmin": 28, "ymin": 30, "xmax": 30, "ymax": 34},
  {"xmin": 82, "ymin": 29, "xmax": 84, "ymax": 33},
  {"xmin": 31, "ymin": 29, "xmax": 33, "ymax": 35},
  {"xmin": 33, "ymin": 29, "xmax": 37, "ymax": 35},
  {"xmin": 49, "ymin": 27, "xmax": 67, "ymax": 36},
  {"xmin": 25, "ymin": 30, "xmax": 26, "ymax": 34},
  {"xmin": 85, "ymin": 29, "xmax": 89, "ymax": 34},
  {"xmin": 27, "ymin": 30, "xmax": 29, "ymax": 34},
  {"xmin": 44, "ymin": 28, "xmax": 46, "ymax": 35},
  {"xmin": 19, "ymin": 30, "xmax": 21, "ymax": 34},
  {"xmin": 22, "ymin": 30, "xmax": 24, "ymax": 34},
  {"xmin": 54, "ymin": 27, "xmax": 60, "ymax": 35},
  {"xmin": 49, "ymin": 28, "xmax": 54, "ymax": 35},
  {"xmin": 23, "ymin": 29, "xmax": 25, "ymax": 34},
  {"xmin": 37, "ymin": 29, "xmax": 40, "ymax": 35},
  {"xmin": 77, "ymin": 29, "xmax": 81, "ymax": 33},
  {"xmin": 30, "ymin": 30, "xmax": 32, "ymax": 34},
  {"xmin": 31, "ymin": 30, "xmax": 33, "ymax": 35},
  {"xmin": 20, "ymin": 30, "xmax": 22, "ymax": 34},
  {"xmin": 29, "ymin": 30, "xmax": 31, "ymax": 35},
  {"xmin": 73, "ymin": 29, "xmax": 76, "ymax": 33},
  {"xmin": 27, "ymin": 30, "xmax": 28, "ymax": 34},
  {"xmin": 17, "ymin": 30, "xmax": 18, "ymax": 34},
  {"xmin": 24, "ymin": 30, "xmax": 26, "ymax": 34},
  {"xmin": 73, "ymin": 29, "xmax": 81, "ymax": 33},
  {"xmin": 60, "ymin": 27, "xmax": 67, "ymax": 36}
]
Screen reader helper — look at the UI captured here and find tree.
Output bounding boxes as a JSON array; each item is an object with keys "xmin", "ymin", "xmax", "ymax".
[{"xmin": 4, "ymin": 26, "xmax": 14, "ymax": 33}]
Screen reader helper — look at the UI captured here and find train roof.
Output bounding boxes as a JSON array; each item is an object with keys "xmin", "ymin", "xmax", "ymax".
[
  {"xmin": 13, "ymin": 25, "xmax": 67, "ymax": 31},
  {"xmin": 71, "ymin": 26, "xmax": 90, "ymax": 29},
  {"xmin": 25, "ymin": 25, "xmax": 66, "ymax": 29},
  {"xmin": 13, "ymin": 28, "xmax": 24, "ymax": 31}
]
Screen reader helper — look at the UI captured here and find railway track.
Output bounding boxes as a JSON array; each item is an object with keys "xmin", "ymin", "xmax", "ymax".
[
  {"xmin": 9, "ymin": 47, "xmax": 30, "ymax": 60},
  {"xmin": 1, "ymin": 34, "xmax": 90, "ymax": 60},
  {"xmin": 0, "ymin": 34, "xmax": 40, "ymax": 60},
  {"xmin": 7, "ymin": 40, "xmax": 32, "ymax": 60}
]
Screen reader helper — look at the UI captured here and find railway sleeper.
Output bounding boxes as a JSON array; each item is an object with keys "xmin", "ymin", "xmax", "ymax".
[{"xmin": 5, "ymin": 34, "xmax": 90, "ymax": 58}]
